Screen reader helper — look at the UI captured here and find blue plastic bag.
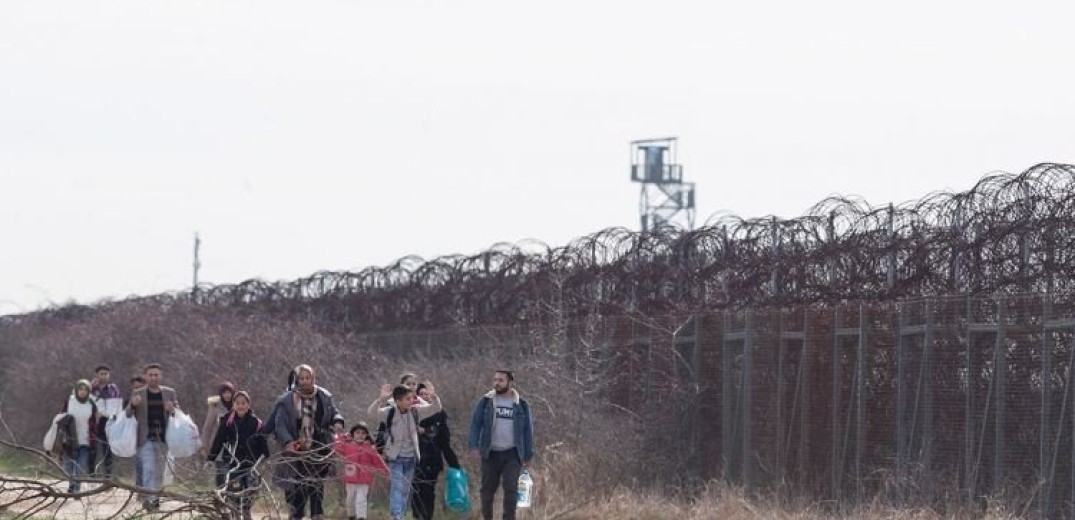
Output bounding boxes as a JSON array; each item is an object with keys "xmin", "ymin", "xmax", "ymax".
[{"xmin": 445, "ymin": 467, "xmax": 471, "ymax": 512}]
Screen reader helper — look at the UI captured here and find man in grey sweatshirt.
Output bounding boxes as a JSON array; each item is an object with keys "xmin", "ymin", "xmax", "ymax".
[{"xmin": 468, "ymin": 370, "xmax": 534, "ymax": 520}]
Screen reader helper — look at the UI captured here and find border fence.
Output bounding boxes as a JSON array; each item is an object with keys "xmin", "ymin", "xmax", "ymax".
[
  {"xmin": 6, "ymin": 163, "xmax": 1075, "ymax": 516},
  {"xmin": 350, "ymin": 293, "xmax": 1075, "ymax": 517}
]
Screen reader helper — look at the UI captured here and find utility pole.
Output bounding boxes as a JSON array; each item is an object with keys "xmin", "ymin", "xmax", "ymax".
[{"xmin": 193, "ymin": 232, "xmax": 201, "ymax": 297}]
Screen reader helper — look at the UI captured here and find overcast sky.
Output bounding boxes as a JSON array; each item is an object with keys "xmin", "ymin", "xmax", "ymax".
[{"xmin": 1, "ymin": 1, "xmax": 1072, "ymax": 314}]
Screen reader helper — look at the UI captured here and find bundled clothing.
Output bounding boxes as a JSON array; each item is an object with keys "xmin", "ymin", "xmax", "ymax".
[
  {"xmin": 468, "ymin": 388, "xmax": 534, "ymax": 520},
  {"xmin": 411, "ymin": 410, "xmax": 460, "ymax": 520},
  {"xmin": 271, "ymin": 384, "xmax": 342, "ymax": 519},
  {"xmin": 208, "ymin": 409, "xmax": 270, "ymax": 517},
  {"xmin": 334, "ymin": 438, "xmax": 388, "ymax": 519}
]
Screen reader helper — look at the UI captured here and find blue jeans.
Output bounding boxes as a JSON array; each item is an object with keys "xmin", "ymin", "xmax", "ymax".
[
  {"xmin": 65, "ymin": 446, "xmax": 92, "ymax": 493},
  {"xmin": 388, "ymin": 456, "xmax": 416, "ymax": 519},
  {"xmin": 137, "ymin": 440, "xmax": 166, "ymax": 504}
]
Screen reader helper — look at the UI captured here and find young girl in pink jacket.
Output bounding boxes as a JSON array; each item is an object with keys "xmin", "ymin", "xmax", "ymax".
[{"xmin": 334, "ymin": 422, "xmax": 389, "ymax": 520}]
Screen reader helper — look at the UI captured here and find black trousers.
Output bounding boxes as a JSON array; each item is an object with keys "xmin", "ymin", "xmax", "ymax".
[
  {"xmin": 410, "ymin": 465, "xmax": 441, "ymax": 520},
  {"xmin": 225, "ymin": 469, "xmax": 257, "ymax": 513},
  {"xmin": 285, "ymin": 481, "xmax": 324, "ymax": 519},
  {"xmin": 480, "ymin": 449, "xmax": 521, "ymax": 520}
]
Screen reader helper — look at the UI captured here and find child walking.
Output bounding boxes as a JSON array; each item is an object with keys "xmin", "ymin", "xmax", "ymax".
[
  {"xmin": 334, "ymin": 422, "xmax": 389, "ymax": 520},
  {"xmin": 207, "ymin": 391, "xmax": 270, "ymax": 520}
]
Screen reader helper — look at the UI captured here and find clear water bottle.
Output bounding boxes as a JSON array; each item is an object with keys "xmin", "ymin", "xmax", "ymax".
[{"xmin": 517, "ymin": 469, "xmax": 533, "ymax": 509}]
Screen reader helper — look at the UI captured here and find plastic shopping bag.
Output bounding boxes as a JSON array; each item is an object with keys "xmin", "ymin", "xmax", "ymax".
[
  {"xmin": 165, "ymin": 410, "xmax": 201, "ymax": 458},
  {"xmin": 106, "ymin": 413, "xmax": 138, "ymax": 457},
  {"xmin": 445, "ymin": 466, "xmax": 471, "ymax": 512},
  {"xmin": 42, "ymin": 413, "xmax": 66, "ymax": 453}
]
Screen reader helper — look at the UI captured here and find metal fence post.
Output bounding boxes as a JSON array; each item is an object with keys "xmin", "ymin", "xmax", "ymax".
[
  {"xmin": 832, "ymin": 306, "xmax": 842, "ymax": 499},
  {"xmin": 722, "ymin": 311, "xmax": 734, "ymax": 480},
  {"xmin": 964, "ymin": 296, "xmax": 976, "ymax": 503},
  {"xmin": 799, "ymin": 306, "xmax": 811, "ymax": 488},
  {"xmin": 743, "ymin": 310, "xmax": 754, "ymax": 495},
  {"xmin": 1040, "ymin": 295, "xmax": 1053, "ymax": 516},
  {"xmin": 922, "ymin": 299, "xmax": 935, "ymax": 499},
  {"xmin": 777, "ymin": 310, "xmax": 787, "ymax": 485},
  {"xmin": 855, "ymin": 302, "xmax": 866, "ymax": 499},
  {"xmin": 896, "ymin": 305, "xmax": 907, "ymax": 492},
  {"xmin": 994, "ymin": 298, "xmax": 1007, "ymax": 491}
]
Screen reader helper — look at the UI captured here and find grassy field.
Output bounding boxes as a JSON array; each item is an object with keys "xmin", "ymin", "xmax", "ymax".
[{"xmin": 543, "ymin": 485, "xmax": 1029, "ymax": 520}]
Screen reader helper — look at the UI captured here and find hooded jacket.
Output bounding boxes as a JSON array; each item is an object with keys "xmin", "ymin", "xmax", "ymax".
[
  {"xmin": 417, "ymin": 410, "xmax": 460, "ymax": 473},
  {"xmin": 467, "ymin": 388, "xmax": 533, "ymax": 464},
  {"xmin": 208, "ymin": 410, "xmax": 270, "ymax": 472},
  {"xmin": 333, "ymin": 438, "xmax": 388, "ymax": 485}
]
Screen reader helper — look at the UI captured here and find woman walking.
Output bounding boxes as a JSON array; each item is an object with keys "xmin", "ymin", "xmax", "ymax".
[{"xmin": 270, "ymin": 364, "xmax": 343, "ymax": 520}]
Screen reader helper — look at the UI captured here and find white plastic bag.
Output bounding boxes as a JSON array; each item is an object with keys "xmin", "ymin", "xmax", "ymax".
[
  {"xmin": 106, "ymin": 413, "xmax": 138, "ymax": 457},
  {"xmin": 165, "ymin": 410, "xmax": 201, "ymax": 458},
  {"xmin": 42, "ymin": 413, "xmax": 66, "ymax": 452}
]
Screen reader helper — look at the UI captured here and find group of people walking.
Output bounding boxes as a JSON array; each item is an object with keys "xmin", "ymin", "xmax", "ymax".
[{"xmin": 49, "ymin": 362, "xmax": 534, "ymax": 520}]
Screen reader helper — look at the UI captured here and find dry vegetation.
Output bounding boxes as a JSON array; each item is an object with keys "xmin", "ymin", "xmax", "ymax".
[{"xmin": 0, "ymin": 303, "xmax": 1037, "ymax": 518}]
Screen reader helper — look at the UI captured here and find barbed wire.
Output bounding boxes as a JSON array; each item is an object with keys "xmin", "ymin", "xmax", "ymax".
[{"xmin": 6, "ymin": 163, "xmax": 1075, "ymax": 330}]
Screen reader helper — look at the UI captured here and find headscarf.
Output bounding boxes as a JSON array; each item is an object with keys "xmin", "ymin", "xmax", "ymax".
[
  {"xmin": 293, "ymin": 364, "xmax": 317, "ymax": 449},
  {"xmin": 218, "ymin": 381, "xmax": 236, "ymax": 410},
  {"xmin": 294, "ymin": 364, "xmax": 316, "ymax": 398},
  {"xmin": 72, "ymin": 379, "xmax": 92, "ymax": 404}
]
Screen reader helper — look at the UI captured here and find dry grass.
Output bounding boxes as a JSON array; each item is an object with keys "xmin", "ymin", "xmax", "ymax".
[{"xmin": 542, "ymin": 484, "xmax": 1026, "ymax": 520}]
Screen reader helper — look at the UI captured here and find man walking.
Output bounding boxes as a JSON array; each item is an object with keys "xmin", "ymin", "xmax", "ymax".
[
  {"xmin": 468, "ymin": 370, "xmax": 534, "ymax": 520},
  {"xmin": 89, "ymin": 364, "xmax": 123, "ymax": 479},
  {"xmin": 125, "ymin": 363, "xmax": 179, "ymax": 512}
]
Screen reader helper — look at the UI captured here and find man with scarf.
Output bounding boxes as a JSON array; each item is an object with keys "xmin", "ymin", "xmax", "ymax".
[{"xmin": 271, "ymin": 364, "xmax": 343, "ymax": 520}]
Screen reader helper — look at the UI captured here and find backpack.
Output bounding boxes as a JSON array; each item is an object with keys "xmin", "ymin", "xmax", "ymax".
[{"xmin": 374, "ymin": 406, "xmax": 419, "ymax": 455}]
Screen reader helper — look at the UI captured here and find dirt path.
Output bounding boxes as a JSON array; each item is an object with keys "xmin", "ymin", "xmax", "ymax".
[{"xmin": 0, "ymin": 477, "xmax": 290, "ymax": 519}]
